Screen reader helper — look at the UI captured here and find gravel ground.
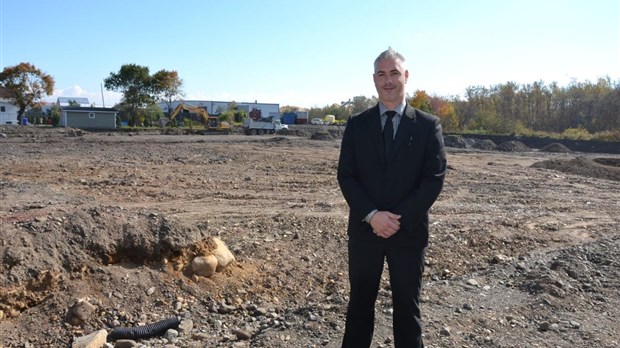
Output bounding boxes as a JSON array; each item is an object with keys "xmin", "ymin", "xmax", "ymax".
[{"xmin": 0, "ymin": 126, "xmax": 618, "ymax": 348}]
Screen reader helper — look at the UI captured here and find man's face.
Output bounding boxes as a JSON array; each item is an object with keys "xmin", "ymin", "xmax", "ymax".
[{"xmin": 373, "ymin": 58, "xmax": 409, "ymax": 107}]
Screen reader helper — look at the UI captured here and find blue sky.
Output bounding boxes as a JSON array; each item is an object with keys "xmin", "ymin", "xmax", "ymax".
[{"xmin": 2, "ymin": 0, "xmax": 619, "ymax": 108}]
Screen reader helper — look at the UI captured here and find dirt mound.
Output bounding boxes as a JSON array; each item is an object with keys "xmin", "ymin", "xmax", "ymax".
[
  {"xmin": 541, "ymin": 142, "xmax": 572, "ymax": 153},
  {"xmin": 594, "ymin": 157, "xmax": 620, "ymax": 167},
  {"xmin": 471, "ymin": 139, "xmax": 497, "ymax": 150},
  {"xmin": 496, "ymin": 140, "xmax": 531, "ymax": 152},
  {"xmin": 444, "ymin": 135, "xmax": 468, "ymax": 148},
  {"xmin": 0, "ymin": 206, "xmax": 216, "ymax": 316},
  {"xmin": 310, "ymin": 131, "xmax": 334, "ymax": 140},
  {"xmin": 532, "ymin": 156, "xmax": 620, "ymax": 181}
]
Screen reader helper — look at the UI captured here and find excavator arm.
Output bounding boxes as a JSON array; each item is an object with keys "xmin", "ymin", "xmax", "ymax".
[{"xmin": 169, "ymin": 103, "xmax": 210, "ymax": 123}]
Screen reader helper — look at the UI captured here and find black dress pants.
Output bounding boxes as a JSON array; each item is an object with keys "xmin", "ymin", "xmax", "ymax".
[{"xmin": 342, "ymin": 236, "xmax": 426, "ymax": 348}]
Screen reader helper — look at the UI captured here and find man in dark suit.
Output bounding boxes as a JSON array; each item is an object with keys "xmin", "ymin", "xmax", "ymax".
[{"xmin": 337, "ymin": 47, "xmax": 447, "ymax": 348}]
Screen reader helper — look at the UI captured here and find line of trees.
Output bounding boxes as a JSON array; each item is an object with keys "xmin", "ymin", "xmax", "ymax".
[
  {"xmin": 449, "ymin": 78, "xmax": 620, "ymax": 135},
  {"xmin": 2, "ymin": 61, "xmax": 618, "ymax": 138},
  {"xmin": 287, "ymin": 78, "xmax": 619, "ymax": 139}
]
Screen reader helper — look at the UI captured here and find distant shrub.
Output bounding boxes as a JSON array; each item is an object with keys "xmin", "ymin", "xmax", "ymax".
[
  {"xmin": 514, "ymin": 123, "xmax": 550, "ymax": 138},
  {"xmin": 593, "ymin": 130, "xmax": 620, "ymax": 142},
  {"xmin": 561, "ymin": 127, "xmax": 593, "ymax": 140}
]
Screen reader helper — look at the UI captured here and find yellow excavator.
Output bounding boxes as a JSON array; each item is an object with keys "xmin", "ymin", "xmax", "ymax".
[{"xmin": 168, "ymin": 103, "xmax": 230, "ymax": 132}]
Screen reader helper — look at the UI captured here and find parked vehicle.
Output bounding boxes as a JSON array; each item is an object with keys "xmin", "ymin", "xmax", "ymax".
[
  {"xmin": 311, "ymin": 118, "xmax": 323, "ymax": 125},
  {"xmin": 243, "ymin": 117, "xmax": 287, "ymax": 135}
]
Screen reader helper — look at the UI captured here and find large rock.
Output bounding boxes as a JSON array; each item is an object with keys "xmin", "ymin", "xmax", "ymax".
[
  {"xmin": 212, "ymin": 237, "xmax": 235, "ymax": 271},
  {"xmin": 72, "ymin": 329, "xmax": 107, "ymax": 348},
  {"xmin": 191, "ymin": 254, "xmax": 218, "ymax": 277}
]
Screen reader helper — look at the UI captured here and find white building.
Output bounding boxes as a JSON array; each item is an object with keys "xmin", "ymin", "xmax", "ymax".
[
  {"xmin": 0, "ymin": 87, "xmax": 19, "ymax": 125},
  {"xmin": 159, "ymin": 100, "xmax": 280, "ymax": 119}
]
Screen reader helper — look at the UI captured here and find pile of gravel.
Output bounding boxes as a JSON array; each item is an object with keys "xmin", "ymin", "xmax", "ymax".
[
  {"xmin": 496, "ymin": 140, "xmax": 531, "ymax": 152},
  {"xmin": 471, "ymin": 139, "xmax": 497, "ymax": 150},
  {"xmin": 541, "ymin": 142, "xmax": 572, "ymax": 153},
  {"xmin": 532, "ymin": 156, "xmax": 620, "ymax": 181},
  {"xmin": 444, "ymin": 135, "xmax": 468, "ymax": 148}
]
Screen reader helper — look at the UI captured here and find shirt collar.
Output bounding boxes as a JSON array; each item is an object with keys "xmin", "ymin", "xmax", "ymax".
[{"xmin": 379, "ymin": 101, "xmax": 406, "ymax": 117}]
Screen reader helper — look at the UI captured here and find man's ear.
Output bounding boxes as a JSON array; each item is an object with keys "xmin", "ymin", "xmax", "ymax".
[{"xmin": 405, "ymin": 69, "xmax": 409, "ymax": 82}]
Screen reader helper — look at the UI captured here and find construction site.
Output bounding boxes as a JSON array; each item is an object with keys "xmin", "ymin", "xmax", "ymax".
[{"xmin": 0, "ymin": 126, "xmax": 619, "ymax": 347}]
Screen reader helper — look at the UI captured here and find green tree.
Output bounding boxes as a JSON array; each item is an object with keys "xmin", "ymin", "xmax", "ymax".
[
  {"xmin": 348, "ymin": 96, "xmax": 377, "ymax": 114},
  {"xmin": 104, "ymin": 64, "xmax": 154, "ymax": 125},
  {"xmin": 152, "ymin": 69, "xmax": 184, "ymax": 113},
  {"xmin": 46, "ymin": 104, "xmax": 62, "ymax": 126},
  {"xmin": 409, "ymin": 90, "xmax": 432, "ymax": 113},
  {"xmin": 0, "ymin": 62, "xmax": 55, "ymax": 122}
]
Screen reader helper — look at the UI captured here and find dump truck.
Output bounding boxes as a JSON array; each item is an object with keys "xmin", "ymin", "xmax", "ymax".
[{"xmin": 242, "ymin": 117, "xmax": 287, "ymax": 135}]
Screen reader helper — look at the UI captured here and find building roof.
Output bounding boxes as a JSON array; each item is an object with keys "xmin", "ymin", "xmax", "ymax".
[{"xmin": 62, "ymin": 106, "xmax": 117, "ymax": 112}]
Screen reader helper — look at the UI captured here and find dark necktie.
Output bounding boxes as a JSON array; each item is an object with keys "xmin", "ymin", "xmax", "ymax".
[{"xmin": 383, "ymin": 111, "xmax": 396, "ymax": 156}]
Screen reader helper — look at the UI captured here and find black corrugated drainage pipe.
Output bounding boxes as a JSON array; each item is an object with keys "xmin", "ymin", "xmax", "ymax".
[{"xmin": 108, "ymin": 316, "xmax": 180, "ymax": 340}]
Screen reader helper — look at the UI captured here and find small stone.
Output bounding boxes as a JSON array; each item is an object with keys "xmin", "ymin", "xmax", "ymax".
[
  {"xmin": 174, "ymin": 301, "xmax": 183, "ymax": 311},
  {"xmin": 466, "ymin": 279, "xmax": 479, "ymax": 286},
  {"xmin": 72, "ymin": 300, "xmax": 97, "ymax": 322},
  {"xmin": 192, "ymin": 332, "xmax": 209, "ymax": 340},
  {"xmin": 178, "ymin": 319, "xmax": 194, "ymax": 334},
  {"xmin": 440, "ymin": 326, "xmax": 451, "ymax": 336},
  {"xmin": 233, "ymin": 328, "xmax": 252, "ymax": 340},
  {"xmin": 164, "ymin": 329, "xmax": 179, "ymax": 340},
  {"xmin": 538, "ymin": 321, "xmax": 551, "ymax": 331},
  {"xmin": 146, "ymin": 287, "xmax": 156, "ymax": 296},
  {"xmin": 492, "ymin": 254, "xmax": 511, "ymax": 264},
  {"xmin": 114, "ymin": 339, "xmax": 138, "ymax": 348}
]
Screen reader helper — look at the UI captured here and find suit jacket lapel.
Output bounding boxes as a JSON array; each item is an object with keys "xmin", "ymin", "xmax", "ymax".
[{"xmin": 369, "ymin": 105, "xmax": 387, "ymax": 165}]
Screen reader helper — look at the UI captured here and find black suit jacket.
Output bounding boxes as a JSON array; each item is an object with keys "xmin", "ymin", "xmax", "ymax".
[{"xmin": 337, "ymin": 104, "xmax": 447, "ymax": 245}]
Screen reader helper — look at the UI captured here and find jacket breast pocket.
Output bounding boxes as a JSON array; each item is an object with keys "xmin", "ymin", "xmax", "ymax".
[{"xmin": 401, "ymin": 136, "xmax": 424, "ymax": 159}]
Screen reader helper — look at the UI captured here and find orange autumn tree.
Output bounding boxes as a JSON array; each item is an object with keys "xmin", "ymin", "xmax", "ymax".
[
  {"xmin": 430, "ymin": 96, "xmax": 459, "ymax": 132},
  {"xmin": 409, "ymin": 89, "xmax": 432, "ymax": 113},
  {"xmin": 0, "ymin": 62, "xmax": 55, "ymax": 122},
  {"xmin": 410, "ymin": 90, "xmax": 459, "ymax": 132}
]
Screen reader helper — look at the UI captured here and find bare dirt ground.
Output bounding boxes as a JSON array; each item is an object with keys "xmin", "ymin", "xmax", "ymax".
[{"xmin": 0, "ymin": 125, "xmax": 619, "ymax": 348}]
